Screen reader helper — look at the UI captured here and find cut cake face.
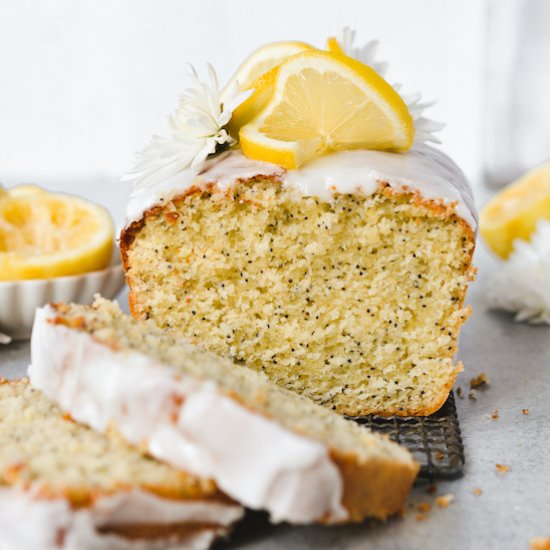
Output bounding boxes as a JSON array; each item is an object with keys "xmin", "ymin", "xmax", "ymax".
[
  {"xmin": 120, "ymin": 147, "xmax": 476, "ymax": 416},
  {"xmin": 29, "ymin": 299, "xmax": 419, "ymax": 525}
]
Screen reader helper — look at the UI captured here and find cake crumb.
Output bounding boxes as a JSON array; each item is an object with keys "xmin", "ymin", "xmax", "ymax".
[
  {"xmin": 61, "ymin": 412, "xmax": 74, "ymax": 423},
  {"xmin": 435, "ymin": 494, "xmax": 454, "ymax": 508},
  {"xmin": 522, "ymin": 409, "xmax": 529, "ymax": 415},
  {"xmin": 434, "ymin": 451, "xmax": 445, "ymax": 461},
  {"xmin": 426, "ymin": 484, "xmax": 437, "ymax": 495},
  {"xmin": 530, "ymin": 537, "xmax": 550, "ymax": 550},
  {"xmin": 415, "ymin": 513, "xmax": 427, "ymax": 522},
  {"xmin": 417, "ymin": 502, "xmax": 431, "ymax": 513},
  {"xmin": 496, "ymin": 463, "xmax": 510, "ymax": 474},
  {"xmin": 470, "ymin": 373, "xmax": 490, "ymax": 389},
  {"xmin": 472, "ymin": 487, "xmax": 482, "ymax": 496},
  {"xmin": 468, "ymin": 389, "xmax": 478, "ymax": 401},
  {"xmin": 491, "ymin": 409, "xmax": 499, "ymax": 420}
]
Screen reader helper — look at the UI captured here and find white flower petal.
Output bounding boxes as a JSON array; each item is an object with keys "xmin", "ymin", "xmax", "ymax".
[
  {"xmin": 487, "ymin": 220, "xmax": 550, "ymax": 325},
  {"xmin": 337, "ymin": 27, "xmax": 442, "ymax": 145},
  {"xmin": 191, "ymin": 140, "xmax": 217, "ymax": 170},
  {"xmin": 207, "ymin": 63, "xmax": 220, "ymax": 98},
  {"xmin": 124, "ymin": 63, "xmax": 246, "ymax": 189}
]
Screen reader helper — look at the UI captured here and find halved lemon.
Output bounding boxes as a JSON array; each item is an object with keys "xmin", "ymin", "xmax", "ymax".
[
  {"xmin": 239, "ymin": 50, "xmax": 415, "ymax": 169},
  {"xmin": 0, "ymin": 185, "xmax": 114, "ymax": 280},
  {"xmin": 480, "ymin": 162, "xmax": 550, "ymax": 258}
]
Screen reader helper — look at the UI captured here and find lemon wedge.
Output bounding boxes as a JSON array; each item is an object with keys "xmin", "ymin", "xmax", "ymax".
[
  {"xmin": 227, "ymin": 40, "xmax": 314, "ymax": 93},
  {"xmin": 480, "ymin": 162, "xmax": 550, "ymax": 259},
  {"xmin": 239, "ymin": 50, "xmax": 414, "ymax": 169},
  {"xmin": 0, "ymin": 185, "xmax": 114, "ymax": 280}
]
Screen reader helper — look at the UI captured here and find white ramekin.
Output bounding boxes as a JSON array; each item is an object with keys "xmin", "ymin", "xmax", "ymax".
[{"xmin": 0, "ymin": 257, "xmax": 126, "ymax": 340}]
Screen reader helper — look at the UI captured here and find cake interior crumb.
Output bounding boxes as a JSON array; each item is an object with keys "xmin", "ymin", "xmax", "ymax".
[{"xmin": 126, "ymin": 182, "xmax": 475, "ymax": 416}]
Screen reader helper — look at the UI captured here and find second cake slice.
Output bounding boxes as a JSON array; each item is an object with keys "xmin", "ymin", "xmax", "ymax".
[
  {"xmin": 0, "ymin": 380, "xmax": 242, "ymax": 550},
  {"xmin": 29, "ymin": 298, "xmax": 419, "ymax": 525}
]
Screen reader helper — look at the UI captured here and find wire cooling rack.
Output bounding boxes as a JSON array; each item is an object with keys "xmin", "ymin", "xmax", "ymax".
[{"xmin": 348, "ymin": 391, "xmax": 465, "ymax": 481}]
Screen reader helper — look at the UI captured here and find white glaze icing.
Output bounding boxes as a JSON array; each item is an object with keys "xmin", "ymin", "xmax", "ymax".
[
  {"xmin": 29, "ymin": 307, "xmax": 348, "ymax": 524},
  {"xmin": 0, "ymin": 487, "xmax": 239, "ymax": 550},
  {"xmin": 124, "ymin": 145, "xmax": 477, "ymax": 231},
  {"xmin": 124, "ymin": 151, "xmax": 284, "ymax": 228},
  {"xmin": 90, "ymin": 490, "xmax": 242, "ymax": 528}
]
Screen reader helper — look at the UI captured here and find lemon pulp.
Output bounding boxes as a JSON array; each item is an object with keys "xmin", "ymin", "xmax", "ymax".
[{"xmin": 0, "ymin": 185, "xmax": 114, "ymax": 280}]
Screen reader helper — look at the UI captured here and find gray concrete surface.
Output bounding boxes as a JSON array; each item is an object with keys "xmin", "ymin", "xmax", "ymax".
[{"xmin": 1, "ymin": 194, "xmax": 549, "ymax": 550}]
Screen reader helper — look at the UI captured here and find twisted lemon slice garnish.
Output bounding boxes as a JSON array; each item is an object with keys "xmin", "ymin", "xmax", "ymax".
[
  {"xmin": 228, "ymin": 66, "xmax": 280, "ymax": 138},
  {"xmin": 239, "ymin": 50, "xmax": 414, "ymax": 169},
  {"xmin": 326, "ymin": 36, "xmax": 346, "ymax": 55},
  {"xmin": 227, "ymin": 40, "xmax": 314, "ymax": 92},
  {"xmin": 0, "ymin": 185, "xmax": 114, "ymax": 280},
  {"xmin": 227, "ymin": 41, "xmax": 314, "ymax": 137}
]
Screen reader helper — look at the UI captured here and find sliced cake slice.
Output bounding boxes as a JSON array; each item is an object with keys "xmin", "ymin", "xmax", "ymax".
[
  {"xmin": 0, "ymin": 379, "xmax": 243, "ymax": 550},
  {"xmin": 29, "ymin": 298, "xmax": 419, "ymax": 525}
]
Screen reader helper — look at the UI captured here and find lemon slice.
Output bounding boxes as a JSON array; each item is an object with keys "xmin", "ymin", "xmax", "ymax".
[
  {"xmin": 0, "ymin": 185, "xmax": 114, "ymax": 280},
  {"xmin": 239, "ymin": 50, "xmax": 414, "ymax": 169},
  {"xmin": 227, "ymin": 41, "xmax": 314, "ymax": 137},
  {"xmin": 228, "ymin": 66, "xmax": 280, "ymax": 138},
  {"xmin": 480, "ymin": 162, "xmax": 550, "ymax": 258},
  {"xmin": 227, "ymin": 40, "xmax": 314, "ymax": 93}
]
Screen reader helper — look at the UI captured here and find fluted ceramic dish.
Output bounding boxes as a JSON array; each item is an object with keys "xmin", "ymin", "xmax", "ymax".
[{"xmin": 0, "ymin": 255, "xmax": 125, "ymax": 340}]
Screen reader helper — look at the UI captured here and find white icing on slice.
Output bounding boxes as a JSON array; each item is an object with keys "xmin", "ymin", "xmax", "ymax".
[
  {"xmin": 0, "ymin": 487, "xmax": 239, "ymax": 550},
  {"xmin": 91, "ymin": 490, "xmax": 242, "ymax": 528}
]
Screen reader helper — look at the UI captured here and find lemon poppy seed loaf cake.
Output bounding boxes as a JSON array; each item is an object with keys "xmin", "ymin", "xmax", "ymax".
[
  {"xmin": 29, "ymin": 298, "xmax": 419, "ymax": 524},
  {"xmin": 118, "ymin": 31, "xmax": 477, "ymax": 417},
  {"xmin": 120, "ymin": 145, "xmax": 477, "ymax": 417},
  {"xmin": 0, "ymin": 379, "xmax": 242, "ymax": 550}
]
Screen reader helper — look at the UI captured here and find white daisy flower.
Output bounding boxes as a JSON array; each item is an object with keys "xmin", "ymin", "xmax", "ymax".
[
  {"xmin": 125, "ymin": 64, "xmax": 250, "ymax": 189},
  {"xmin": 337, "ymin": 27, "xmax": 444, "ymax": 145},
  {"xmin": 487, "ymin": 220, "xmax": 550, "ymax": 324}
]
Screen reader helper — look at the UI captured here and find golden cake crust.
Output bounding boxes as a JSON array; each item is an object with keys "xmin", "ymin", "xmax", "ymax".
[{"xmin": 331, "ymin": 449, "xmax": 419, "ymax": 522}]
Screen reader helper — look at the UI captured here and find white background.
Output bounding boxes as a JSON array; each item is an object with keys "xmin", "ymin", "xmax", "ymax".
[{"xmin": 0, "ymin": 0, "xmax": 485, "ymax": 219}]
